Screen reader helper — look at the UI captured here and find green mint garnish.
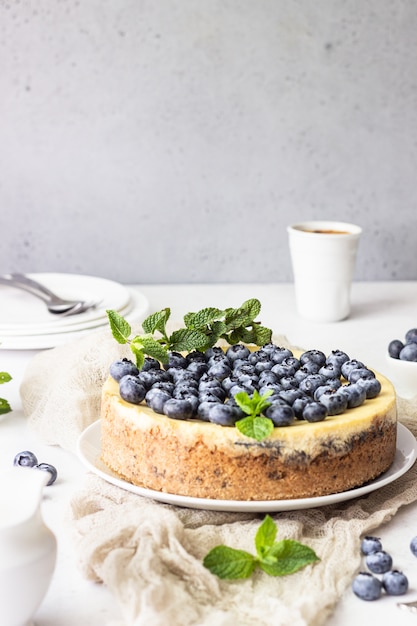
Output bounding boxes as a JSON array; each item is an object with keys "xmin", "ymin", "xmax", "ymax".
[
  {"xmin": 203, "ymin": 515, "xmax": 320, "ymax": 580},
  {"xmin": 0, "ymin": 371, "xmax": 12, "ymax": 415},
  {"xmin": 234, "ymin": 389, "xmax": 274, "ymax": 441},
  {"xmin": 106, "ymin": 298, "xmax": 272, "ymax": 368}
]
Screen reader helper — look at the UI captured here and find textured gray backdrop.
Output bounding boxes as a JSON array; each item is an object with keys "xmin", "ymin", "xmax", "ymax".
[{"xmin": 1, "ymin": 1, "xmax": 416, "ymax": 284}]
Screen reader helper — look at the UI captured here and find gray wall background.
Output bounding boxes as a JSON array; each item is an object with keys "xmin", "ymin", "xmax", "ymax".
[{"xmin": 1, "ymin": 0, "xmax": 416, "ymax": 284}]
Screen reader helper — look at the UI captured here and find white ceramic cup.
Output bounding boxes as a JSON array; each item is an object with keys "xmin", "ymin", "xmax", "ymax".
[{"xmin": 287, "ymin": 220, "xmax": 362, "ymax": 323}]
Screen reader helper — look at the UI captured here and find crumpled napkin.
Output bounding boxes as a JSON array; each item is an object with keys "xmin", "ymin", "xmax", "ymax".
[{"xmin": 19, "ymin": 329, "xmax": 417, "ymax": 626}]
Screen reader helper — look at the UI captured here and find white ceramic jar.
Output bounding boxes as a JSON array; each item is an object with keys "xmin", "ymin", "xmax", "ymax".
[{"xmin": 0, "ymin": 466, "xmax": 57, "ymax": 626}]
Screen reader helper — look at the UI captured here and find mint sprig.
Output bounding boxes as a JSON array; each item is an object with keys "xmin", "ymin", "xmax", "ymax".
[
  {"xmin": 234, "ymin": 389, "xmax": 274, "ymax": 441},
  {"xmin": 107, "ymin": 298, "xmax": 272, "ymax": 369},
  {"xmin": 0, "ymin": 371, "xmax": 12, "ymax": 415},
  {"xmin": 203, "ymin": 515, "xmax": 319, "ymax": 580}
]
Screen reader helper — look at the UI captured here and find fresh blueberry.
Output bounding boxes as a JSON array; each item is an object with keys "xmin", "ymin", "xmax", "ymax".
[
  {"xmin": 271, "ymin": 357, "xmax": 300, "ymax": 379},
  {"xmin": 269, "ymin": 347, "xmax": 294, "ymax": 364},
  {"xmin": 326, "ymin": 349, "xmax": 350, "ymax": 370},
  {"xmin": 198, "ymin": 389, "xmax": 224, "ymax": 404},
  {"xmin": 254, "ymin": 352, "xmax": 274, "ymax": 373},
  {"xmin": 109, "ymin": 358, "xmax": 139, "ymax": 382},
  {"xmin": 139, "ymin": 368, "xmax": 170, "ymax": 389},
  {"xmin": 229, "ymin": 383, "xmax": 255, "ymax": 397},
  {"xmin": 365, "ymin": 550, "xmax": 393, "ymax": 574},
  {"xmin": 302, "ymin": 401, "xmax": 328, "ymax": 422},
  {"xmin": 168, "ymin": 368, "xmax": 198, "ymax": 385},
  {"xmin": 207, "ymin": 403, "xmax": 239, "ymax": 426},
  {"xmin": 352, "ymin": 572, "xmax": 382, "ymax": 601},
  {"xmin": 356, "ymin": 376, "xmax": 382, "ymax": 399},
  {"xmin": 318, "ymin": 390, "xmax": 348, "ymax": 415},
  {"xmin": 145, "ymin": 388, "xmax": 172, "ymax": 414},
  {"xmin": 233, "ymin": 362, "xmax": 257, "ymax": 378},
  {"xmin": 399, "ymin": 342, "xmax": 417, "ymax": 362},
  {"xmin": 259, "ymin": 382, "xmax": 282, "ymax": 396},
  {"xmin": 221, "ymin": 375, "xmax": 240, "ymax": 393},
  {"xmin": 264, "ymin": 402, "xmax": 295, "ymax": 426},
  {"xmin": 151, "ymin": 381, "xmax": 175, "ymax": 394},
  {"xmin": 341, "ymin": 359, "xmax": 366, "ymax": 380},
  {"xmin": 278, "ymin": 388, "xmax": 305, "ymax": 405},
  {"xmin": 163, "ymin": 398, "xmax": 194, "ymax": 420},
  {"xmin": 186, "ymin": 351, "xmax": 207, "ymax": 365},
  {"xmin": 382, "ymin": 570, "xmax": 409, "ymax": 595},
  {"xmin": 226, "ymin": 344, "xmax": 250, "ymax": 363},
  {"xmin": 258, "ymin": 370, "xmax": 278, "ymax": 387},
  {"xmin": 405, "ymin": 328, "xmax": 417, "ymax": 344},
  {"xmin": 119, "ymin": 375, "xmax": 146, "ymax": 404},
  {"xmin": 348, "ymin": 367, "xmax": 375, "ymax": 384},
  {"xmin": 13, "ymin": 450, "xmax": 38, "ymax": 468},
  {"xmin": 319, "ymin": 363, "xmax": 341, "ymax": 379},
  {"xmin": 292, "ymin": 396, "xmax": 314, "ymax": 419},
  {"xmin": 187, "ymin": 360, "xmax": 208, "ymax": 377},
  {"xmin": 360, "ymin": 536, "xmax": 383, "ymax": 555},
  {"xmin": 207, "ymin": 361, "xmax": 232, "ymax": 381},
  {"xmin": 164, "ymin": 351, "xmax": 188, "ymax": 370},
  {"xmin": 409, "ymin": 535, "xmax": 417, "ymax": 557},
  {"xmin": 337, "ymin": 383, "xmax": 366, "ymax": 408},
  {"xmin": 279, "ymin": 375, "xmax": 299, "ymax": 390},
  {"xmin": 35, "ymin": 462, "xmax": 58, "ymax": 486},
  {"xmin": 300, "ymin": 350, "xmax": 326, "ymax": 368},
  {"xmin": 299, "ymin": 374, "xmax": 326, "ymax": 397},
  {"xmin": 141, "ymin": 357, "xmax": 161, "ymax": 371},
  {"xmin": 205, "ymin": 345, "xmax": 224, "ymax": 359},
  {"xmin": 173, "ymin": 385, "xmax": 199, "ymax": 400},
  {"xmin": 388, "ymin": 339, "xmax": 404, "ymax": 359}
]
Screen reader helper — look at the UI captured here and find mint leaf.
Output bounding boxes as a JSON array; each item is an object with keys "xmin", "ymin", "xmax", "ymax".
[
  {"xmin": 107, "ymin": 310, "xmax": 131, "ymax": 344},
  {"xmin": 0, "ymin": 397, "xmax": 11, "ymax": 415},
  {"xmin": 137, "ymin": 335, "xmax": 169, "ymax": 364},
  {"xmin": 0, "ymin": 372, "xmax": 12, "ymax": 384},
  {"xmin": 255, "ymin": 515, "xmax": 277, "ymax": 557},
  {"xmin": 184, "ymin": 308, "xmax": 224, "ymax": 330},
  {"xmin": 203, "ymin": 546, "xmax": 256, "ymax": 580},
  {"xmin": 235, "ymin": 415, "xmax": 274, "ymax": 441},
  {"xmin": 203, "ymin": 516, "xmax": 320, "ymax": 581},
  {"xmin": 253, "ymin": 324, "xmax": 273, "ymax": 346},
  {"xmin": 142, "ymin": 308, "xmax": 170, "ymax": 338},
  {"xmin": 259, "ymin": 539, "xmax": 320, "ymax": 576},
  {"xmin": 169, "ymin": 328, "xmax": 210, "ymax": 352}
]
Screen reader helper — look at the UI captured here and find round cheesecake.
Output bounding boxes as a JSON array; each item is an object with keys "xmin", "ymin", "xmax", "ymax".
[{"xmin": 100, "ymin": 350, "xmax": 397, "ymax": 501}]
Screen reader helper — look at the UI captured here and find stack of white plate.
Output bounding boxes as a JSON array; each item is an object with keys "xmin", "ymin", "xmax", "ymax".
[{"xmin": 0, "ymin": 273, "xmax": 149, "ymax": 350}]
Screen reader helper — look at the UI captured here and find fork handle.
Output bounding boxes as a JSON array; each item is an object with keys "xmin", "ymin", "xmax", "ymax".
[
  {"xmin": 0, "ymin": 275, "xmax": 54, "ymax": 304},
  {"xmin": 9, "ymin": 273, "xmax": 60, "ymax": 300}
]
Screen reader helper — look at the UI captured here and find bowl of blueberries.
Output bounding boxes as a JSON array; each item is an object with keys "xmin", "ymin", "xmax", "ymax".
[{"xmin": 386, "ymin": 328, "xmax": 417, "ymax": 399}]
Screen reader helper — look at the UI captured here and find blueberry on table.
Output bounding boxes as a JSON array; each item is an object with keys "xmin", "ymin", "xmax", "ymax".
[
  {"xmin": 352, "ymin": 572, "xmax": 382, "ymax": 601},
  {"xmin": 35, "ymin": 462, "xmax": 58, "ymax": 486},
  {"xmin": 382, "ymin": 570, "xmax": 409, "ymax": 595},
  {"xmin": 109, "ymin": 358, "xmax": 139, "ymax": 382},
  {"xmin": 409, "ymin": 536, "xmax": 417, "ymax": 557},
  {"xmin": 360, "ymin": 536, "xmax": 383, "ymax": 555},
  {"xmin": 388, "ymin": 339, "xmax": 404, "ymax": 359},
  {"xmin": 13, "ymin": 450, "xmax": 38, "ymax": 468},
  {"xmin": 365, "ymin": 550, "xmax": 393, "ymax": 574}
]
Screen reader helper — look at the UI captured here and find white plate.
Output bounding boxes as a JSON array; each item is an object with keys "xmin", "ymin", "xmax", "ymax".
[
  {"xmin": 0, "ymin": 289, "xmax": 149, "ymax": 350},
  {"xmin": 0, "ymin": 273, "xmax": 131, "ymax": 332},
  {"xmin": 77, "ymin": 421, "xmax": 417, "ymax": 512}
]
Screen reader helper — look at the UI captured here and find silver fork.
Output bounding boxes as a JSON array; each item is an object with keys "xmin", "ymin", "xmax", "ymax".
[{"xmin": 0, "ymin": 273, "xmax": 99, "ymax": 315}]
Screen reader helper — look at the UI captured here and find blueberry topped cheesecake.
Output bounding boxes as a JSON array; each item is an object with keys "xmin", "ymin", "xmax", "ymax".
[{"xmin": 100, "ymin": 301, "xmax": 397, "ymax": 501}]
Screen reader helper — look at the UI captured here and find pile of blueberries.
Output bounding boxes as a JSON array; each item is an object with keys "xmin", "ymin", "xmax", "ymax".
[
  {"xmin": 388, "ymin": 327, "xmax": 417, "ymax": 361},
  {"xmin": 109, "ymin": 343, "xmax": 381, "ymax": 426},
  {"xmin": 352, "ymin": 535, "xmax": 413, "ymax": 600},
  {"xmin": 13, "ymin": 450, "xmax": 58, "ymax": 486}
]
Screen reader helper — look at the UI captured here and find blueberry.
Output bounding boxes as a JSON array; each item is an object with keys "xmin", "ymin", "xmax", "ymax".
[
  {"xmin": 292, "ymin": 396, "xmax": 314, "ymax": 419},
  {"xmin": 326, "ymin": 349, "xmax": 350, "ymax": 370},
  {"xmin": 109, "ymin": 358, "xmax": 139, "ymax": 382},
  {"xmin": 405, "ymin": 328, "xmax": 417, "ymax": 344},
  {"xmin": 226, "ymin": 344, "xmax": 250, "ymax": 363},
  {"xmin": 163, "ymin": 398, "xmax": 194, "ymax": 420},
  {"xmin": 173, "ymin": 386, "xmax": 199, "ymax": 400},
  {"xmin": 119, "ymin": 375, "xmax": 146, "ymax": 404},
  {"xmin": 164, "ymin": 351, "xmax": 188, "ymax": 370},
  {"xmin": 337, "ymin": 383, "xmax": 366, "ymax": 408},
  {"xmin": 260, "ymin": 382, "xmax": 282, "ymax": 396},
  {"xmin": 35, "ymin": 462, "xmax": 58, "ymax": 486},
  {"xmin": 198, "ymin": 390, "xmax": 223, "ymax": 404},
  {"xmin": 365, "ymin": 550, "xmax": 393, "ymax": 574},
  {"xmin": 207, "ymin": 403, "xmax": 239, "ymax": 426},
  {"xmin": 13, "ymin": 450, "xmax": 38, "ymax": 468},
  {"xmin": 139, "ymin": 368, "xmax": 170, "ymax": 389},
  {"xmin": 352, "ymin": 572, "xmax": 382, "ymax": 601},
  {"xmin": 399, "ymin": 343, "xmax": 417, "ymax": 362},
  {"xmin": 356, "ymin": 377, "xmax": 382, "ymax": 399},
  {"xmin": 318, "ymin": 390, "xmax": 348, "ymax": 415},
  {"xmin": 151, "ymin": 381, "xmax": 175, "ymax": 394},
  {"xmin": 222, "ymin": 375, "xmax": 239, "ymax": 393},
  {"xmin": 233, "ymin": 363, "xmax": 257, "ymax": 378},
  {"xmin": 141, "ymin": 357, "xmax": 161, "ymax": 371},
  {"xmin": 269, "ymin": 347, "xmax": 294, "ymax": 364},
  {"xmin": 382, "ymin": 570, "xmax": 409, "ymax": 595},
  {"xmin": 295, "ymin": 362, "xmax": 321, "ymax": 379},
  {"xmin": 258, "ymin": 370, "xmax": 278, "ymax": 387},
  {"xmin": 360, "ymin": 536, "xmax": 382, "ymax": 555},
  {"xmin": 186, "ymin": 351, "xmax": 207, "ymax": 364},
  {"xmin": 207, "ymin": 361, "xmax": 232, "ymax": 381},
  {"xmin": 229, "ymin": 383, "xmax": 255, "ymax": 397},
  {"xmin": 409, "ymin": 535, "xmax": 417, "ymax": 557},
  {"xmin": 299, "ymin": 374, "xmax": 326, "ymax": 397},
  {"xmin": 319, "ymin": 363, "xmax": 341, "ymax": 379},
  {"xmin": 278, "ymin": 388, "xmax": 305, "ymax": 405},
  {"xmin": 300, "ymin": 350, "xmax": 326, "ymax": 368},
  {"xmin": 187, "ymin": 361, "xmax": 208, "ymax": 377},
  {"xmin": 279, "ymin": 375, "xmax": 299, "ymax": 390},
  {"xmin": 264, "ymin": 402, "xmax": 295, "ymax": 426},
  {"xmin": 341, "ymin": 359, "xmax": 366, "ymax": 380},
  {"xmin": 348, "ymin": 368, "xmax": 375, "ymax": 384},
  {"xmin": 145, "ymin": 388, "xmax": 172, "ymax": 414},
  {"xmin": 271, "ymin": 357, "xmax": 300, "ymax": 379},
  {"xmin": 254, "ymin": 352, "xmax": 274, "ymax": 373},
  {"xmin": 302, "ymin": 401, "xmax": 328, "ymax": 422},
  {"xmin": 388, "ymin": 339, "xmax": 404, "ymax": 359}
]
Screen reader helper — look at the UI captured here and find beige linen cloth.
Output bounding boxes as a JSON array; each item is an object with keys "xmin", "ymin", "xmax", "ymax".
[{"xmin": 20, "ymin": 327, "xmax": 417, "ymax": 626}]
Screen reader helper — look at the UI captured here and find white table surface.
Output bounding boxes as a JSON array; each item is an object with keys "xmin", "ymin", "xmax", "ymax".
[{"xmin": 2, "ymin": 281, "xmax": 417, "ymax": 626}]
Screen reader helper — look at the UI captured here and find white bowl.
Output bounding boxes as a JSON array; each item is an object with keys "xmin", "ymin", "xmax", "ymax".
[{"xmin": 385, "ymin": 354, "xmax": 417, "ymax": 399}]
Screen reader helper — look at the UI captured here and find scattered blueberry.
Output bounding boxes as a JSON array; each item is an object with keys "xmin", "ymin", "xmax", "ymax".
[
  {"xmin": 409, "ymin": 535, "xmax": 417, "ymax": 557},
  {"xmin": 365, "ymin": 550, "xmax": 393, "ymax": 574},
  {"xmin": 382, "ymin": 570, "xmax": 409, "ymax": 595},
  {"xmin": 352, "ymin": 572, "xmax": 383, "ymax": 601},
  {"xmin": 13, "ymin": 450, "xmax": 38, "ymax": 468},
  {"xmin": 35, "ymin": 462, "xmax": 58, "ymax": 486},
  {"xmin": 361, "ymin": 536, "xmax": 383, "ymax": 555}
]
